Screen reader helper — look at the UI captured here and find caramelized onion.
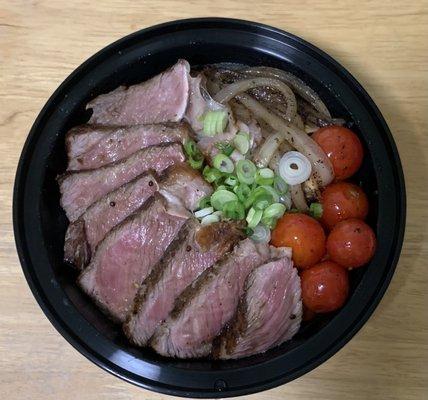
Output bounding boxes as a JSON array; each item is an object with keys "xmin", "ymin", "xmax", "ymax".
[{"xmin": 236, "ymin": 94, "xmax": 334, "ymax": 187}]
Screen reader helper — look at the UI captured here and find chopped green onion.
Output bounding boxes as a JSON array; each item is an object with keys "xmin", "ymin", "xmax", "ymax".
[
  {"xmin": 261, "ymin": 185, "xmax": 280, "ymax": 203},
  {"xmin": 246, "ymin": 207, "xmax": 263, "ymax": 229},
  {"xmin": 201, "ymin": 214, "xmax": 220, "ymax": 226},
  {"xmin": 215, "ymin": 184, "xmax": 227, "ymax": 191},
  {"xmin": 261, "ymin": 216, "xmax": 277, "ymax": 230},
  {"xmin": 184, "ymin": 139, "xmax": 198, "ymax": 158},
  {"xmin": 274, "ymin": 175, "xmax": 289, "ymax": 194},
  {"xmin": 194, "ymin": 207, "xmax": 214, "ymax": 218},
  {"xmin": 233, "ymin": 133, "xmax": 250, "ymax": 154},
  {"xmin": 224, "ymin": 175, "xmax": 239, "ymax": 187},
  {"xmin": 203, "ymin": 110, "xmax": 228, "ymax": 136},
  {"xmin": 245, "ymin": 227, "xmax": 254, "ymax": 236},
  {"xmin": 250, "ymin": 224, "xmax": 271, "ymax": 243},
  {"xmin": 188, "ymin": 154, "xmax": 203, "ymax": 170},
  {"xmin": 212, "ymin": 210, "xmax": 223, "ymax": 218},
  {"xmin": 223, "ymin": 200, "xmax": 245, "ymax": 220},
  {"xmin": 245, "ymin": 186, "xmax": 274, "ymax": 210},
  {"xmin": 309, "ymin": 202, "xmax": 323, "ymax": 219},
  {"xmin": 184, "ymin": 139, "xmax": 204, "ymax": 170},
  {"xmin": 213, "ymin": 154, "xmax": 234, "ymax": 174},
  {"xmin": 233, "ymin": 183, "xmax": 251, "ymax": 203},
  {"xmin": 263, "ymin": 203, "xmax": 286, "ymax": 220},
  {"xmin": 198, "ymin": 196, "xmax": 211, "ymax": 209},
  {"xmin": 203, "ymin": 166, "xmax": 223, "ymax": 183},
  {"xmin": 236, "ymin": 159, "xmax": 257, "ymax": 185},
  {"xmin": 215, "ymin": 142, "xmax": 234, "ymax": 156},
  {"xmin": 211, "ymin": 189, "xmax": 238, "ymax": 211},
  {"xmin": 255, "ymin": 168, "xmax": 275, "ymax": 186}
]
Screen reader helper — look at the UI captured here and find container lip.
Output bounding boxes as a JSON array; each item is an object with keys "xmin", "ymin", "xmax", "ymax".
[{"xmin": 13, "ymin": 17, "xmax": 406, "ymax": 398}]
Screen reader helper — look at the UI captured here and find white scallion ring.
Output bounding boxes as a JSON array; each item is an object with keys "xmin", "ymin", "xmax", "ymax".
[
  {"xmin": 250, "ymin": 224, "xmax": 271, "ymax": 243},
  {"xmin": 278, "ymin": 151, "xmax": 312, "ymax": 185}
]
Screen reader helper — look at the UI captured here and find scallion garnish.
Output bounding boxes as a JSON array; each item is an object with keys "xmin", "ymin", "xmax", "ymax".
[
  {"xmin": 198, "ymin": 196, "xmax": 211, "ymax": 209},
  {"xmin": 224, "ymin": 175, "xmax": 239, "ymax": 187},
  {"xmin": 233, "ymin": 132, "xmax": 250, "ymax": 154},
  {"xmin": 236, "ymin": 159, "xmax": 257, "ymax": 185},
  {"xmin": 213, "ymin": 154, "xmax": 234, "ymax": 174},
  {"xmin": 274, "ymin": 175, "xmax": 289, "ymax": 194},
  {"xmin": 309, "ymin": 202, "xmax": 323, "ymax": 219},
  {"xmin": 223, "ymin": 200, "xmax": 245, "ymax": 220},
  {"xmin": 201, "ymin": 213, "xmax": 220, "ymax": 226},
  {"xmin": 233, "ymin": 183, "xmax": 251, "ymax": 203},
  {"xmin": 194, "ymin": 207, "xmax": 214, "ymax": 219},
  {"xmin": 263, "ymin": 203, "xmax": 286, "ymax": 220},
  {"xmin": 250, "ymin": 224, "xmax": 271, "ymax": 243},
  {"xmin": 211, "ymin": 189, "xmax": 238, "ymax": 211},
  {"xmin": 255, "ymin": 168, "xmax": 274, "ymax": 186},
  {"xmin": 246, "ymin": 207, "xmax": 263, "ymax": 229},
  {"xmin": 202, "ymin": 110, "xmax": 228, "ymax": 136},
  {"xmin": 215, "ymin": 142, "xmax": 234, "ymax": 156},
  {"xmin": 203, "ymin": 166, "xmax": 223, "ymax": 183},
  {"xmin": 188, "ymin": 153, "xmax": 204, "ymax": 170}
]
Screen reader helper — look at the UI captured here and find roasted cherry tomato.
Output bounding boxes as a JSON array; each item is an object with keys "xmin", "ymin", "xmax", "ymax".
[
  {"xmin": 320, "ymin": 182, "xmax": 369, "ymax": 229},
  {"xmin": 271, "ymin": 213, "xmax": 326, "ymax": 269},
  {"xmin": 301, "ymin": 261, "xmax": 349, "ymax": 313},
  {"xmin": 327, "ymin": 219, "xmax": 376, "ymax": 268},
  {"xmin": 312, "ymin": 126, "xmax": 364, "ymax": 180}
]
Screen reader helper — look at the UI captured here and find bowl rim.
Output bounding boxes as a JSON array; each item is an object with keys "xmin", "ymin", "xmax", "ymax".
[{"xmin": 13, "ymin": 17, "xmax": 406, "ymax": 398}]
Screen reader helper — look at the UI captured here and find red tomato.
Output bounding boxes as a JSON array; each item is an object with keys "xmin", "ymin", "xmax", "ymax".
[
  {"xmin": 271, "ymin": 213, "xmax": 326, "ymax": 269},
  {"xmin": 312, "ymin": 126, "xmax": 364, "ymax": 180},
  {"xmin": 320, "ymin": 182, "xmax": 369, "ymax": 229},
  {"xmin": 301, "ymin": 261, "xmax": 349, "ymax": 313},
  {"xmin": 327, "ymin": 219, "xmax": 376, "ymax": 268}
]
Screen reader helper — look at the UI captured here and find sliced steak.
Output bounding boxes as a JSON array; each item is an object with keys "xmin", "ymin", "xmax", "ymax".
[
  {"xmin": 124, "ymin": 221, "xmax": 243, "ymax": 346},
  {"xmin": 87, "ymin": 60, "xmax": 190, "ymax": 126},
  {"xmin": 59, "ymin": 143, "xmax": 184, "ymax": 221},
  {"xmin": 64, "ymin": 172, "xmax": 158, "ymax": 269},
  {"xmin": 66, "ymin": 123, "xmax": 190, "ymax": 171},
  {"xmin": 78, "ymin": 192, "xmax": 189, "ymax": 322},
  {"xmin": 63, "ymin": 163, "xmax": 211, "ymax": 269},
  {"xmin": 150, "ymin": 239, "xmax": 285, "ymax": 359},
  {"xmin": 158, "ymin": 163, "xmax": 213, "ymax": 211},
  {"xmin": 214, "ymin": 257, "xmax": 302, "ymax": 359}
]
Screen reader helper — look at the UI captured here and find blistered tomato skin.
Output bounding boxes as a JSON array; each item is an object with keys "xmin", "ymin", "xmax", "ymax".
[
  {"xmin": 312, "ymin": 126, "xmax": 364, "ymax": 180},
  {"xmin": 320, "ymin": 182, "xmax": 369, "ymax": 229},
  {"xmin": 301, "ymin": 261, "xmax": 349, "ymax": 313},
  {"xmin": 271, "ymin": 213, "xmax": 326, "ymax": 269},
  {"xmin": 327, "ymin": 218, "xmax": 377, "ymax": 268}
]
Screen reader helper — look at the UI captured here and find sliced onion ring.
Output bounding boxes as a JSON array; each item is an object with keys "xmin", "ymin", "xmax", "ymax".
[
  {"xmin": 278, "ymin": 151, "xmax": 312, "ymax": 185},
  {"xmin": 236, "ymin": 94, "xmax": 334, "ymax": 187}
]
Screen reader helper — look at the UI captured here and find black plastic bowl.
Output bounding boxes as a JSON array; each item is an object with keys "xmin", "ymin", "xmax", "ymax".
[{"xmin": 13, "ymin": 18, "xmax": 405, "ymax": 397}]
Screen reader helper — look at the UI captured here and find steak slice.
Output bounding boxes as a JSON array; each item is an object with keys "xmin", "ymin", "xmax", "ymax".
[
  {"xmin": 78, "ymin": 192, "xmax": 189, "ymax": 322},
  {"xmin": 63, "ymin": 172, "xmax": 158, "ymax": 269},
  {"xmin": 124, "ymin": 221, "xmax": 243, "ymax": 346},
  {"xmin": 150, "ymin": 239, "xmax": 287, "ymax": 359},
  {"xmin": 59, "ymin": 143, "xmax": 184, "ymax": 221},
  {"xmin": 87, "ymin": 60, "xmax": 190, "ymax": 126},
  {"xmin": 66, "ymin": 123, "xmax": 190, "ymax": 171},
  {"xmin": 214, "ymin": 257, "xmax": 302, "ymax": 359},
  {"xmin": 63, "ymin": 163, "xmax": 212, "ymax": 270},
  {"xmin": 158, "ymin": 163, "xmax": 213, "ymax": 211}
]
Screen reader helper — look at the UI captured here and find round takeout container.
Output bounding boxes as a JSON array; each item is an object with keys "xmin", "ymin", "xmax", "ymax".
[{"xmin": 13, "ymin": 18, "xmax": 406, "ymax": 398}]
